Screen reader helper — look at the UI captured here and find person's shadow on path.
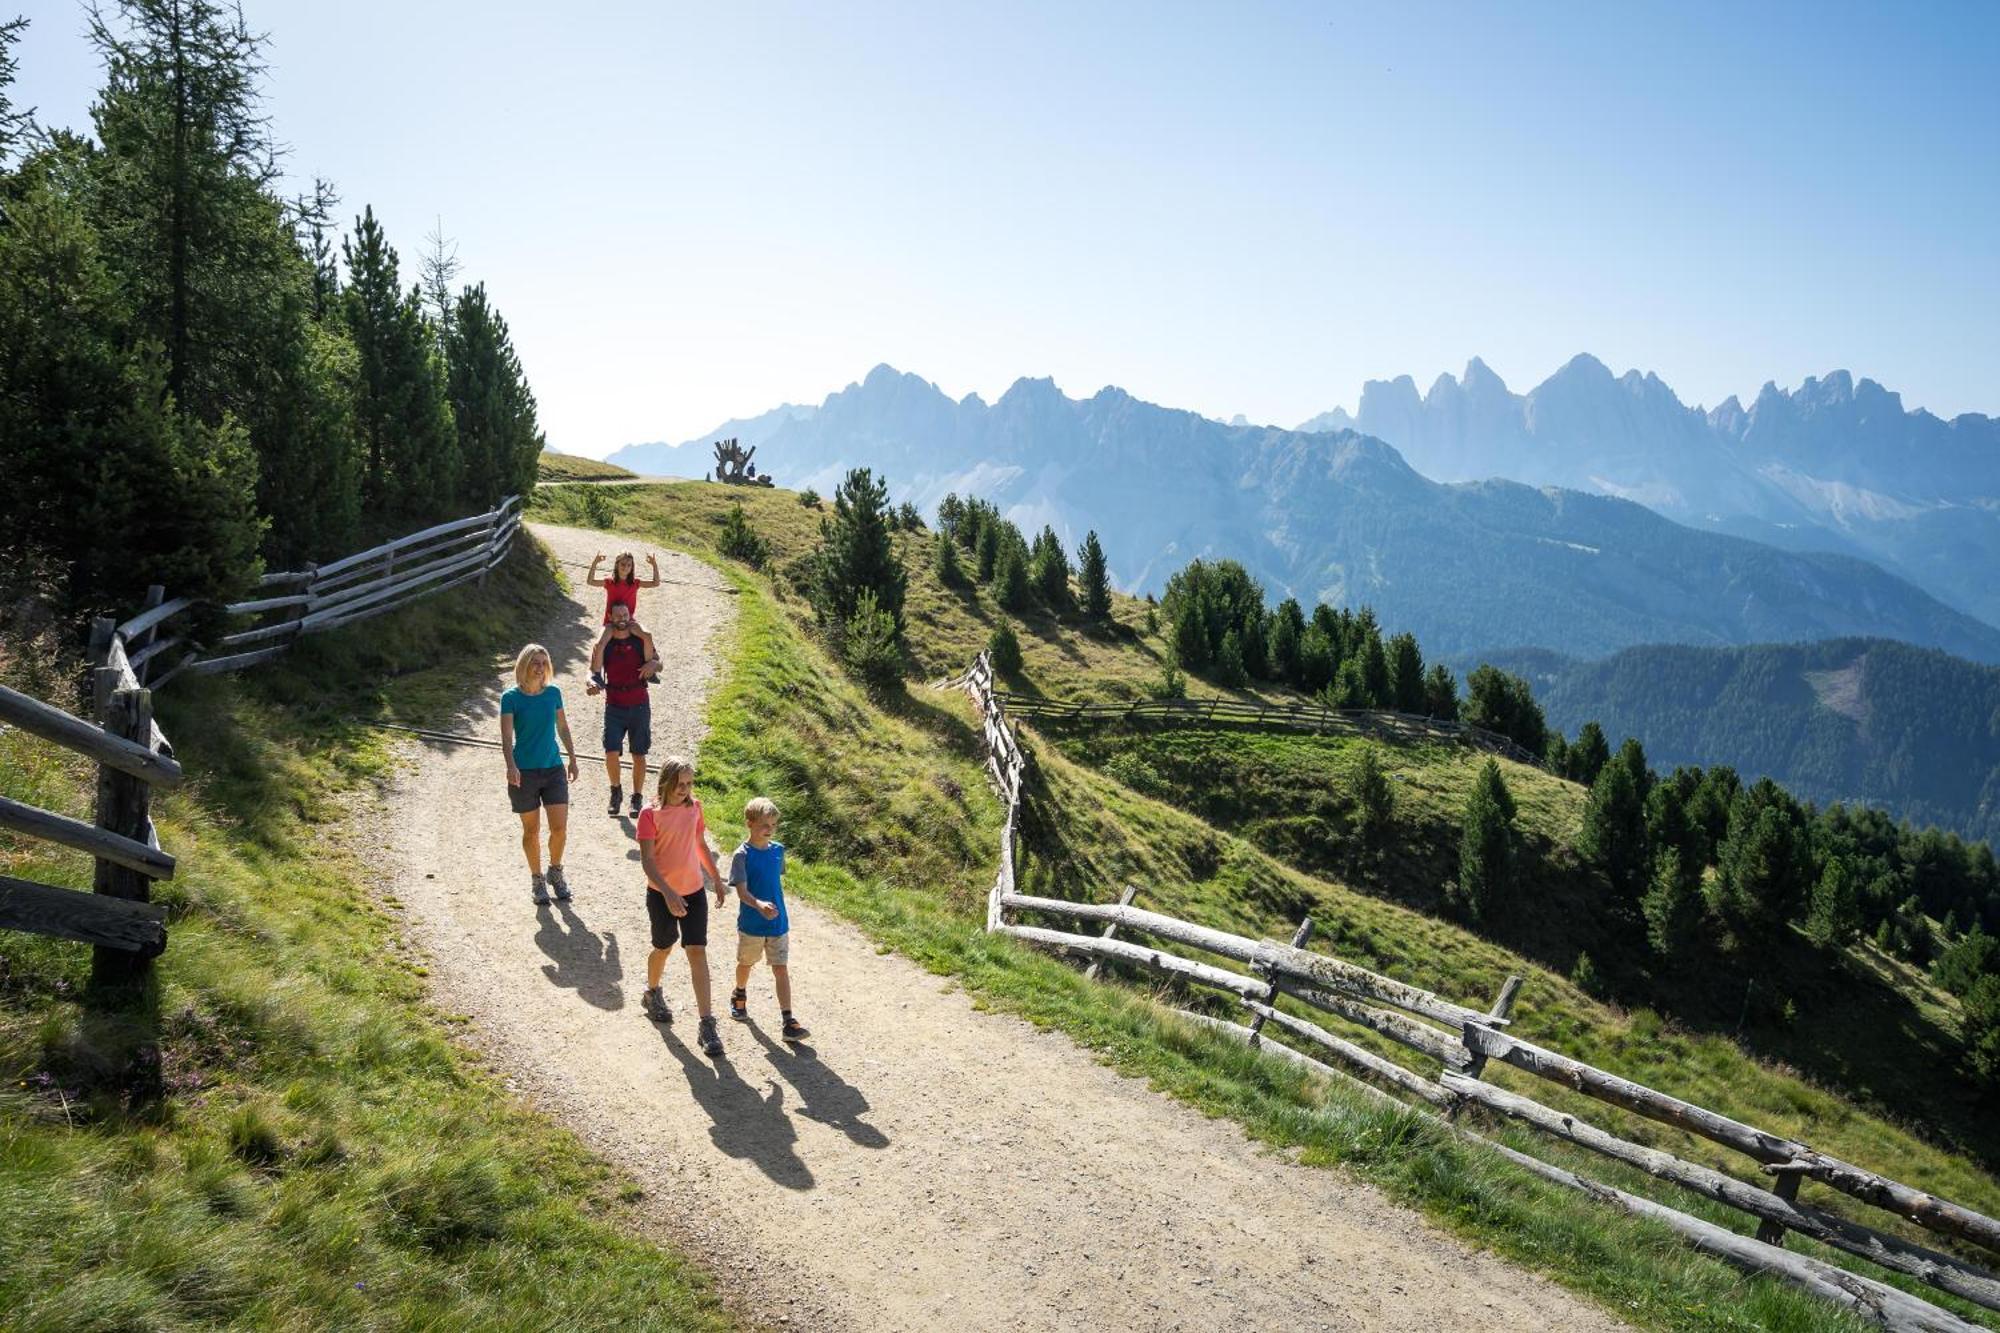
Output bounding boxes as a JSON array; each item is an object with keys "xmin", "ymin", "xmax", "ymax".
[
  {"xmin": 750, "ymin": 1024, "xmax": 888, "ymax": 1150},
  {"xmin": 533, "ymin": 902, "xmax": 623, "ymax": 1011},
  {"xmin": 658, "ymin": 1023, "xmax": 815, "ymax": 1190}
]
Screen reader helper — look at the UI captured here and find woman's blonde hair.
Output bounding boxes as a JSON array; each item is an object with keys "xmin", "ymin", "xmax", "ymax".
[
  {"xmin": 655, "ymin": 755, "xmax": 695, "ymax": 805},
  {"xmin": 514, "ymin": 643, "xmax": 553, "ymax": 690},
  {"xmin": 613, "ymin": 552, "xmax": 637, "ymax": 583}
]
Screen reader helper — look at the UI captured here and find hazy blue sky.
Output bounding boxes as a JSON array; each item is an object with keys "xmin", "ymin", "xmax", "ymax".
[{"xmin": 13, "ymin": 1, "xmax": 1999, "ymax": 456}]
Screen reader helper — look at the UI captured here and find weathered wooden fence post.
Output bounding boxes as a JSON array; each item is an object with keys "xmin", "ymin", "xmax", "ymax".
[
  {"xmin": 1458, "ymin": 973, "xmax": 1524, "ymax": 1085},
  {"xmin": 1246, "ymin": 916, "xmax": 1314, "ymax": 1044},
  {"xmin": 91, "ymin": 677, "xmax": 157, "ymax": 987},
  {"xmin": 1081, "ymin": 885, "xmax": 1141, "ymax": 982}
]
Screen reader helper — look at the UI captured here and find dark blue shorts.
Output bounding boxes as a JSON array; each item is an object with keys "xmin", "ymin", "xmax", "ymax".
[
  {"xmin": 507, "ymin": 765, "xmax": 569, "ymax": 815},
  {"xmin": 602, "ymin": 701, "xmax": 652, "ymax": 756}
]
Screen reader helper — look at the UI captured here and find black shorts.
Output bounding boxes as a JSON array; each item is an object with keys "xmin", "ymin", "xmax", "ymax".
[
  {"xmin": 508, "ymin": 765, "xmax": 569, "ymax": 815},
  {"xmin": 645, "ymin": 882, "xmax": 709, "ymax": 949}
]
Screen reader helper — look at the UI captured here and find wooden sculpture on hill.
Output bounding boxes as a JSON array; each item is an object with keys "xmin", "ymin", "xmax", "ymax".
[{"xmin": 712, "ymin": 438, "xmax": 774, "ymax": 487}]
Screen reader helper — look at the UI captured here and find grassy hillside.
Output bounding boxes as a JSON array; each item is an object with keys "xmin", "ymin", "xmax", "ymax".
[
  {"xmin": 0, "ymin": 548, "xmax": 727, "ymax": 1331},
  {"xmin": 538, "ymin": 450, "xmax": 638, "ymax": 483},
  {"xmin": 532, "ymin": 478, "xmax": 2000, "ymax": 1331}
]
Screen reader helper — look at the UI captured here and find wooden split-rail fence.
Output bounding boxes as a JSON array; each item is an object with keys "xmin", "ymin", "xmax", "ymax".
[
  {"xmin": 993, "ymin": 688, "xmax": 1545, "ymax": 768},
  {"xmin": 949, "ymin": 651, "xmax": 2000, "ymax": 1333},
  {"xmin": 0, "ymin": 496, "xmax": 525, "ymax": 977}
]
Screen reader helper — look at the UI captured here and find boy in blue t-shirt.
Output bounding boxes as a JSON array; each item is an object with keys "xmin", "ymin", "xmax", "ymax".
[{"xmin": 727, "ymin": 796, "xmax": 808, "ymax": 1040}]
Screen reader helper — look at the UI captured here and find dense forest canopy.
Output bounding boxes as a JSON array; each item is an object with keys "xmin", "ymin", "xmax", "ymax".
[{"xmin": 0, "ymin": 1, "xmax": 543, "ymax": 633}]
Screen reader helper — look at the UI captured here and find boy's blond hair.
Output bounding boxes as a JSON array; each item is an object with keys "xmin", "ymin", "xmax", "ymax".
[
  {"xmin": 514, "ymin": 643, "xmax": 553, "ymax": 690},
  {"xmin": 745, "ymin": 796, "xmax": 779, "ymax": 824},
  {"xmin": 654, "ymin": 755, "xmax": 695, "ymax": 805}
]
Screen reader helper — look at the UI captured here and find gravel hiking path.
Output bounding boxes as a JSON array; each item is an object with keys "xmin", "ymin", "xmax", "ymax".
[{"xmin": 380, "ymin": 520, "xmax": 1623, "ymax": 1332}]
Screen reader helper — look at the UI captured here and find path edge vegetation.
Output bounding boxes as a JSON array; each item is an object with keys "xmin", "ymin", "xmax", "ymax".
[
  {"xmin": 0, "ymin": 543, "xmax": 730, "ymax": 1332},
  {"xmin": 536, "ymin": 482, "xmax": 1967, "ymax": 1333}
]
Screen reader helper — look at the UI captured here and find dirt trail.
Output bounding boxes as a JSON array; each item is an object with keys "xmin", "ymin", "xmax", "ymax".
[{"xmin": 382, "ymin": 521, "xmax": 1623, "ymax": 1332}]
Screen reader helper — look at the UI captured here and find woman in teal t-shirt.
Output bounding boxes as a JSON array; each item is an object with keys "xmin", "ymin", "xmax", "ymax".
[{"xmin": 499, "ymin": 642, "xmax": 580, "ymax": 906}]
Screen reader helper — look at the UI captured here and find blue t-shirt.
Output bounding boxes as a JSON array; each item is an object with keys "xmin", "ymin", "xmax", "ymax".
[
  {"xmin": 500, "ymin": 685, "xmax": 564, "ymax": 769},
  {"xmin": 729, "ymin": 841, "xmax": 788, "ymax": 937}
]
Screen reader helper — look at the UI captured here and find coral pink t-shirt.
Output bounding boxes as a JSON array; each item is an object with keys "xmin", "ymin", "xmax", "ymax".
[
  {"xmin": 637, "ymin": 799, "xmax": 708, "ymax": 894},
  {"xmin": 602, "ymin": 579, "xmax": 640, "ymax": 624}
]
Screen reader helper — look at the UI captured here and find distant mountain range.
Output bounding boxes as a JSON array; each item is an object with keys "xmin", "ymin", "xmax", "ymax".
[
  {"xmin": 1484, "ymin": 639, "xmax": 2000, "ymax": 844},
  {"xmin": 611, "ymin": 366, "xmax": 2000, "ymax": 664},
  {"xmin": 1298, "ymin": 356, "xmax": 2000, "ymax": 626}
]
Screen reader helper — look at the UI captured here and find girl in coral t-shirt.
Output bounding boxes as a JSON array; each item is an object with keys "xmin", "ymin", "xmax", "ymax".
[{"xmin": 635, "ymin": 755, "xmax": 728, "ymax": 1054}]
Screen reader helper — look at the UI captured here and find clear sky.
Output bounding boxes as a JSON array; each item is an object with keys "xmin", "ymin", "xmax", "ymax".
[{"xmin": 13, "ymin": 1, "xmax": 1999, "ymax": 456}]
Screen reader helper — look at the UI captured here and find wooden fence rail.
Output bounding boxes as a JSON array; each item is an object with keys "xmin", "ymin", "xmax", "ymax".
[
  {"xmin": 947, "ymin": 652, "xmax": 2000, "ymax": 1332},
  {"xmin": 0, "ymin": 496, "xmax": 529, "ymax": 978}
]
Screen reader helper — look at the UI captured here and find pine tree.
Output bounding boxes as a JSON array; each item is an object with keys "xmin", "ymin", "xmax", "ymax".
[
  {"xmin": 1451, "ymin": 758, "xmax": 1516, "ymax": 923},
  {"xmin": 1568, "ymin": 722, "xmax": 1611, "ymax": 785},
  {"xmin": 1618, "ymin": 736, "xmax": 1653, "ymax": 804},
  {"xmin": 419, "ymin": 216, "xmax": 460, "ymax": 334},
  {"xmin": 0, "ymin": 17, "xmax": 29, "ymax": 161},
  {"xmin": 1642, "ymin": 847, "xmax": 1705, "ymax": 960},
  {"xmin": 1711, "ymin": 782, "xmax": 1811, "ymax": 942},
  {"xmin": 1423, "ymin": 663, "xmax": 1459, "ymax": 720},
  {"xmin": 1386, "ymin": 632, "xmax": 1425, "ymax": 712},
  {"xmin": 1356, "ymin": 617, "xmax": 1390, "ymax": 706},
  {"xmin": 1077, "ymin": 530, "xmax": 1112, "ymax": 621},
  {"xmin": 1297, "ymin": 623, "xmax": 1336, "ymax": 693},
  {"xmin": 1216, "ymin": 629, "xmax": 1248, "ymax": 688},
  {"xmin": 446, "ymin": 282, "xmax": 543, "ymax": 508},
  {"xmin": 1961, "ymin": 976, "xmax": 2000, "ymax": 1089},
  {"xmin": 1030, "ymin": 524, "xmax": 1073, "ymax": 612},
  {"xmin": 343, "ymin": 206, "xmax": 459, "ymax": 521},
  {"xmin": 987, "ymin": 619, "xmax": 1023, "ymax": 675},
  {"xmin": 813, "ymin": 466, "xmax": 907, "ymax": 629},
  {"xmin": 1464, "ymin": 665, "xmax": 1548, "ymax": 757},
  {"xmin": 991, "ymin": 535, "xmax": 1032, "ymax": 612},
  {"xmin": 1579, "ymin": 753, "xmax": 1649, "ymax": 898},
  {"xmin": 1350, "ymin": 745, "xmax": 1394, "ymax": 870},
  {"xmin": 1932, "ymin": 925, "xmax": 1999, "ymax": 997},
  {"xmin": 1805, "ymin": 856, "xmax": 1861, "ymax": 949},
  {"xmin": 1269, "ymin": 598, "xmax": 1305, "ymax": 683},
  {"xmin": 974, "ymin": 519, "xmax": 1001, "ymax": 581},
  {"xmin": 933, "ymin": 529, "xmax": 965, "ymax": 588}
]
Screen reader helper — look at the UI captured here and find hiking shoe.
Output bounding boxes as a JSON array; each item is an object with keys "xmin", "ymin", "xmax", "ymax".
[
  {"xmin": 546, "ymin": 864, "xmax": 571, "ymax": 901},
  {"xmin": 641, "ymin": 987, "xmax": 672, "ymax": 1025},
  {"xmin": 531, "ymin": 873, "xmax": 551, "ymax": 906},
  {"xmin": 608, "ymin": 785, "xmax": 623, "ymax": 817},
  {"xmin": 698, "ymin": 1015, "xmax": 724, "ymax": 1056},
  {"xmin": 729, "ymin": 988, "xmax": 748, "ymax": 1022},
  {"xmin": 629, "ymin": 789, "xmax": 644, "ymax": 817},
  {"xmin": 782, "ymin": 1015, "xmax": 811, "ymax": 1042}
]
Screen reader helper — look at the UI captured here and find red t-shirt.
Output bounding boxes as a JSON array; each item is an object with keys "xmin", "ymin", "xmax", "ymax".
[
  {"xmin": 637, "ymin": 799, "xmax": 708, "ymax": 894},
  {"xmin": 602, "ymin": 633, "xmax": 649, "ymax": 708},
  {"xmin": 602, "ymin": 578, "xmax": 640, "ymax": 624}
]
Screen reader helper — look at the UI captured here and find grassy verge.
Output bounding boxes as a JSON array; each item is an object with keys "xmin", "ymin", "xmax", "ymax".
[
  {"xmin": 0, "ymin": 544, "xmax": 729, "ymax": 1332},
  {"xmin": 539, "ymin": 451, "xmax": 637, "ymax": 483},
  {"xmin": 539, "ymin": 480, "xmax": 2000, "ymax": 1330}
]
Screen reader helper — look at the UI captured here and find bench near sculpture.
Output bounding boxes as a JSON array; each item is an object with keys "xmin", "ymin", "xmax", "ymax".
[{"xmin": 713, "ymin": 438, "xmax": 773, "ymax": 486}]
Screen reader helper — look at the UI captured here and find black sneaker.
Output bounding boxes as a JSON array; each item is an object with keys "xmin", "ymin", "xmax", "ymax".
[
  {"xmin": 608, "ymin": 785, "xmax": 623, "ymax": 817},
  {"xmin": 641, "ymin": 987, "xmax": 672, "ymax": 1025},
  {"xmin": 698, "ymin": 1015, "xmax": 724, "ymax": 1056},
  {"xmin": 629, "ymin": 789, "xmax": 644, "ymax": 817},
  {"xmin": 782, "ymin": 1015, "xmax": 811, "ymax": 1042},
  {"xmin": 729, "ymin": 988, "xmax": 748, "ymax": 1022},
  {"xmin": 531, "ymin": 873, "xmax": 550, "ymax": 906},
  {"xmin": 546, "ymin": 864, "xmax": 571, "ymax": 901}
]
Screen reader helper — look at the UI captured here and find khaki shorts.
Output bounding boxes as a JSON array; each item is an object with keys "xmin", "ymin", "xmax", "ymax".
[{"xmin": 736, "ymin": 932, "xmax": 790, "ymax": 967}]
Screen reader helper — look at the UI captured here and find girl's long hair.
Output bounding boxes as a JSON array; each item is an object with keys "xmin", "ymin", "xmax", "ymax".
[
  {"xmin": 655, "ymin": 755, "xmax": 695, "ymax": 806},
  {"xmin": 612, "ymin": 552, "xmax": 637, "ymax": 583}
]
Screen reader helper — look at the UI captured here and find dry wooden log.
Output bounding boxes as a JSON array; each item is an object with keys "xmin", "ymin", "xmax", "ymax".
[
  {"xmin": 0, "ymin": 874, "xmax": 167, "ymax": 956},
  {"xmin": 313, "ymin": 505, "xmax": 504, "ymax": 580},
  {"xmin": 0, "ymin": 794, "xmax": 174, "ymax": 879},
  {"xmin": 125, "ymin": 634, "xmax": 184, "ymax": 672},
  {"xmin": 1460, "ymin": 1022, "xmax": 1801, "ymax": 1164},
  {"xmin": 1082, "ymin": 885, "xmax": 1141, "ymax": 982},
  {"xmin": 1763, "ymin": 1153, "xmax": 2000, "ymax": 1261},
  {"xmin": 1442, "ymin": 1074, "xmax": 2000, "ymax": 1313},
  {"xmin": 182, "ymin": 643, "xmax": 293, "ymax": 677},
  {"xmin": 1240, "ymin": 1000, "xmax": 1457, "ymax": 1107},
  {"xmin": 0, "ymin": 685, "xmax": 183, "ymax": 787},
  {"xmin": 1477, "ymin": 1137, "xmax": 1982, "ymax": 1333},
  {"xmin": 999, "ymin": 892, "xmax": 1261, "ymax": 966},
  {"xmin": 996, "ymin": 923, "xmax": 1266, "ymax": 1000},
  {"xmin": 303, "ymin": 541, "xmax": 489, "ymax": 620},
  {"xmin": 1251, "ymin": 939, "xmax": 1492, "ymax": 1031},
  {"xmin": 222, "ymin": 591, "xmax": 314, "ymax": 616},
  {"xmin": 1247, "ymin": 918, "xmax": 1313, "ymax": 1037},
  {"xmin": 1272, "ymin": 977, "xmax": 1472, "ymax": 1069},
  {"xmin": 115, "ymin": 595, "xmax": 195, "ymax": 643},
  {"xmin": 215, "ymin": 617, "xmax": 303, "ymax": 649}
]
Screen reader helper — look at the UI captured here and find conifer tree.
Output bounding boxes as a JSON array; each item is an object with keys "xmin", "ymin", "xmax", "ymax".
[
  {"xmin": 1579, "ymin": 752, "xmax": 1649, "ymax": 899},
  {"xmin": 988, "ymin": 619, "xmax": 1023, "ymax": 675},
  {"xmin": 812, "ymin": 466, "xmax": 907, "ymax": 629},
  {"xmin": 933, "ymin": 529, "xmax": 965, "ymax": 588},
  {"xmin": 447, "ymin": 282, "xmax": 543, "ymax": 507},
  {"xmin": 1423, "ymin": 663, "xmax": 1459, "ymax": 720},
  {"xmin": 991, "ymin": 538, "xmax": 1032, "ymax": 612},
  {"xmin": 1269, "ymin": 598, "xmax": 1305, "ymax": 683},
  {"xmin": 1387, "ymin": 632, "xmax": 1425, "ymax": 712},
  {"xmin": 1451, "ymin": 758, "xmax": 1516, "ymax": 922},
  {"xmin": 1030, "ymin": 524, "xmax": 1073, "ymax": 612},
  {"xmin": 1642, "ymin": 847, "xmax": 1705, "ymax": 960},
  {"xmin": 1355, "ymin": 611, "xmax": 1390, "ymax": 705},
  {"xmin": 1216, "ymin": 629, "xmax": 1248, "ymax": 688},
  {"xmin": 1568, "ymin": 722, "xmax": 1611, "ymax": 785},
  {"xmin": 1077, "ymin": 530, "xmax": 1112, "ymax": 621},
  {"xmin": 1932, "ymin": 925, "xmax": 1999, "ymax": 997},
  {"xmin": 1464, "ymin": 665, "xmax": 1548, "ymax": 757},
  {"xmin": 1618, "ymin": 736, "xmax": 1653, "ymax": 804},
  {"xmin": 1297, "ymin": 622, "xmax": 1336, "ymax": 693},
  {"xmin": 343, "ymin": 206, "xmax": 458, "ymax": 520},
  {"xmin": 1711, "ymin": 782, "xmax": 1811, "ymax": 942},
  {"xmin": 0, "ymin": 17, "xmax": 28, "ymax": 161},
  {"xmin": 1350, "ymin": 745, "xmax": 1394, "ymax": 869},
  {"xmin": 1963, "ymin": 977, "xmax": 2000, "ymax": 1089},
  {"xmin": 974, "ymin": 518, "xmax": 1001, "ymax": 581},
  {"xmin": 1805, "ymin": 856, "xmax": 1861, "ymax": 949}
]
